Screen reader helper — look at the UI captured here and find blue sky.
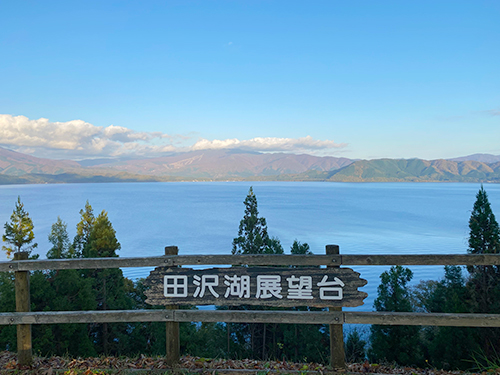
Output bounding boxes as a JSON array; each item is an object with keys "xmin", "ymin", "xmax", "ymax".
[{"xmin": 1, "ymin": 1, "xmax": 499, "ymax": 160}]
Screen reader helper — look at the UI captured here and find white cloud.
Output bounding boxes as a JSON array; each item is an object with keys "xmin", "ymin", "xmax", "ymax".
[
  {"xmin": 0, "ymin": 114, "xmax": 346, "ymax": 159},
  {"xmin": 0, "ymin": 114, "xmax": 176, "ymax": 159},
  {"xmin": 191, "ymin": 136, "xmax": 346, "ymax": 153}
]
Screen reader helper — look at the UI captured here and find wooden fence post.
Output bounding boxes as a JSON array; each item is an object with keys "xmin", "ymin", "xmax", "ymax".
[
  {"xmin": 14, "ymin": 251, "xmax": 32, "ymax": 367},
  {"xmin": 165, "ymin": 246, "xmax": 180, "ymax": 365},
  {"xmin": 326, "ymin": 244, "xmax": 345, "ymax": 370}
]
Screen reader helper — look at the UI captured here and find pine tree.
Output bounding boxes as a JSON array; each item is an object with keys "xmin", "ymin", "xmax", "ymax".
[
  {"xmin": 467, "ymin": 185, "xmax": 500, "ymax": 357},
  {"xmin": 73, "ymin": 200, "xmax": 95, "ymax": 257},
  {"xmin": 2, "ymin": 196, "xmax": 38, "ymax": 257},
  {"xmin": 345, "ymin": 329, "xmax": 366, "ymax": 363},
  {"xmin": 467, "ymin": 186, "xmax": 500, "ymax": 313},
  {"xmin": 232, "ymin": 187, "xmax": 271, "ymax": 255},
  {"xmin": 468, "ymin": 185, "xmax": 500, "ymax": 256},
  {"xmin": 290, "ymin": 240, "xmax": 312, "ymax": 255},
  {"xmin": 47, "ymin": 216, "xmax": 75, "ymax": 259}
]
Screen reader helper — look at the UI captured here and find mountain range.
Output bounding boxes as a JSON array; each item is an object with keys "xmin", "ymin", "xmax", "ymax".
[{"xmin": 1, "ymin": 146, "xmax": 500, "ymax": 184}]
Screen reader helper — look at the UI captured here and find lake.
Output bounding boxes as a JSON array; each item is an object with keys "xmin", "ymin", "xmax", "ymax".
[{"xmin": 1, "ymin": 181, "xmax": 498, "ymax": 311}]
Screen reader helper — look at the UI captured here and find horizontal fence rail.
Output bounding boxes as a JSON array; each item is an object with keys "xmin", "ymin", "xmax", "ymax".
[
  {"xmin": 2, "ymin": 253, "xmax": 500, "ymax": 272},
  {"xmin": 1, "ymin": 309, "xmax": 500, "ymax": 327},
  {"xmin": 4, "ymin": 248, "xmax": 500, "ymax": 368}
]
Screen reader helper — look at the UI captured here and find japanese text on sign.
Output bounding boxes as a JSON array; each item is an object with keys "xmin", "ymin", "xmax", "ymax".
[{"xmin": 164, "ymin": 274, "xmax": 344, "ymax": 300}]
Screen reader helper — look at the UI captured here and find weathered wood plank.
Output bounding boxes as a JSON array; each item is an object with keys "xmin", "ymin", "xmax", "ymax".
[
  {"xmin": 0, "ymin": 255, "xmax": 341, "ymax": 271},
  {"xmin": 0, "ymin": 310, "xmax": 340, "ymax": 325},
  {"xmin": 341, "ymin": 254, "xmax": 500, "ymax": 266},
  {"xmin": 344, "ymin": 311, "xmax": 500, "ymax": 327},
  {"xmin": 2, "ymin": 309, "xmax": 500, "ymax": 327},
  {"xmin": 0, "ymin": 310, "xmax": 174, "ymax": 325},
  {"xmin": 144, "ymin": 267, "xmax": 367, "ymax": 308},
  {"xmin": 2, "ymin": 254, "xmax": 500, "ymax": 272},
  {"xmin": 174, "ymin": 310, "xmax": 344, "ymax": 324}
]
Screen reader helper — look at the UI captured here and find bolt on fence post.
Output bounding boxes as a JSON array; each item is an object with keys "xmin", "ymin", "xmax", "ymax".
[
  {"xmin": 14, "ymin": 251, "xmax": 32, "ymax": 367},
  {"xmin": 165, "ymin": 246, "xmax": 180, "ymax": 365},
  {"xmin": 326, "ymin": 244, "xmax": 345, "ymax": 371}
]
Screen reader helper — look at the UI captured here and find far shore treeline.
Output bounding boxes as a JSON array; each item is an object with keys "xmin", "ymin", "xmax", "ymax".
[{"xmin": 1, "ymin": 186, "xmax": 500, "ymax": 370}]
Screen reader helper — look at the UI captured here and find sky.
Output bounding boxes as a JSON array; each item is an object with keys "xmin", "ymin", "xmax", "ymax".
[{"xmin": 0, "ymin": 0, "xmax": 499, "ymax": 161}]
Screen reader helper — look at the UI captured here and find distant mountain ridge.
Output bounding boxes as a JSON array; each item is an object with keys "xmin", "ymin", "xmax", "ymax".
[
  {"xmin": 0, "ymin": 147, "xmax": 80, "ymax": 175},
  {"xmin": 89, "ymin": 150, "xmax": 354, "ymax": 178},
  {"xmin": 322, "ymin": 158, "xmax": 500, "ymax": 182},
  {"xmin": 1, "ymin": 147, "xmax": 499, "ymax": 184},
  {"xmin": 448, "ymin": 153, "xmax": 500, "ymax": 163}
]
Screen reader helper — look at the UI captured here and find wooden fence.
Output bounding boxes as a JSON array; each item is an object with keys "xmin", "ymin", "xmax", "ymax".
[{"xmin": 2, "ymin": 245, "xmax": 500, "ymax": 369}]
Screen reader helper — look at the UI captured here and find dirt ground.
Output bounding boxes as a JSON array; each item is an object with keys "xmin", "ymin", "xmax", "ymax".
[{"xmin": 0, "ymin": 351, "xmax": 482, "ymax": 375}]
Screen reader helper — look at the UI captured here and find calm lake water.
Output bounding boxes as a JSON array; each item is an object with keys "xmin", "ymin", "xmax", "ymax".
[{"xmin": 1, "ymin": 181, "xmax": 499, "ymax": 311}]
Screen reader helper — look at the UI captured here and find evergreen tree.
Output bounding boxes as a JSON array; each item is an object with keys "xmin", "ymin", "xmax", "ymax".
[
  {"xmin": 229, "ymin": 189, "xmax": 327, "ymax": 362},
  {"xmin": 290, "ymin": 240, "xmax": 312, "ymax": 255},
  {"xmin": 73, "ymin": 200, "xmax": 95, "ymax": 257},
  {"xmin": 83, "ymin": 209, "xmax": 134, "ymax": 355},
  {"xmin": 0, "ymin": 271, "xmax": 16, "ymax": 350},
  {"xmin": 47, "ymin": 216, "xmax": 76, "ymax": 259},
  {"xmin": 2, "ymin": 196, "xmax": 38, "ymax": 257},
  {"xmin": 35, "ymin": 217, "xmax": 96, "ymax": 356},
  {"xmin": 467, "ymin": 185, "xmax": 500, "ymax": 313},
  {"xmin": 468, "ymin": 185, "xmax": 500, "ymax": 256},
  {"xmin": 467, "ymin": 186, "xmax": 500, "ymax": 357},
  {"xmin": 232, "ymin": 187, "xmax": 271, "ymax": 255},
  {"xmin": 369, "ymin": 266, "xmax": 423, "ymax": 366},
  {"xmin": 345, "ymin": 329, "xmax": 366, "ymax": 363}
]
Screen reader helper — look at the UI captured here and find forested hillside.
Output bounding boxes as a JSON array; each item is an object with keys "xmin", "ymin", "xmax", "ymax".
[{"xmin": 2, "ymin": 146, "xmax": 500, "ymax": 183}]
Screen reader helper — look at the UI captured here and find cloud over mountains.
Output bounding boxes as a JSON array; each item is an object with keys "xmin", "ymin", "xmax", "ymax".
[{"xmin": 0, "ymin": 115, "xmax": 346, "ymax": 159}]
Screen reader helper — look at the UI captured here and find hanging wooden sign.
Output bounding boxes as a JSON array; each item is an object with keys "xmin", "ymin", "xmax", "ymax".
[{"xmin": 145, "ymin": 266, "xmax": 367, "ymax": 308}]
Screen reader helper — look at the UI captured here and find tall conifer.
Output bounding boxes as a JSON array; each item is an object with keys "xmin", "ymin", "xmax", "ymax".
[
  {"xmin": 2, "ymin": 196, "xmax": 37, "ymax": 257},
  {"xmin": 467, "ymin": 185, "xmax": 500, "ymax": 356}
]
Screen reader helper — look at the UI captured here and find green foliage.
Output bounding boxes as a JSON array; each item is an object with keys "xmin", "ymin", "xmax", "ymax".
[
  {"xmin": 85, "ymin": 210, "xmax": 120, "ymax": 258},
  {"xmin": 467, "ymin": 186, "xmax": 500, "ymax": 313},
  {"xmin": 0, "ymin": 272, "xmax": 16, "ymax": 350},
  {"xmin": 466, "ymin": 186, "xmax": 500, "ymax": 358},
  {"xmin": 73, "ymin": 200, "xmax": 95, "ymax": 257},
  {"xmin": 77, "ymin": 205, "xmax": 134, "ymax": 355},
  {"xmin": 229, "ymin": 188, "xmax": 327, "ymax": 362},
  {"xmin": 232, "ymin": 187, "xmax": 271, "ymax": 255},
  {"xmin": 290, "ymin": 240, "xmax": 311, "ymax": 255},
  {"xmin": 2, "ymin": 196, "xmax": 38, "ymax": 257},
  {"xmin": 413, "ymin": 266, "xmax": 477, "ymax": 370},
  {"xmin": 265, "ymin": 236, "xmax": 284, "ymax": 254},
  {"xmin": 47, "ymin": 216, "xmax": 76, "ymax": 259},
  {"xmin": 345, "ymin": 329, "xmax": 366, "ymax": 363},
  {"xmin": 369, "ymin": 266, "xmax": 423, "ymax": 366},
  {"xmin": 468, "ymin": 185, "xmax": 500, "ymax": 256}
]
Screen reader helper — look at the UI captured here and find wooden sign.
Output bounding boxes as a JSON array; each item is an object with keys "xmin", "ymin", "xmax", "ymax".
[{"xmin": 145, "ymin": 267, "xmax": 367, "ymax": 308}]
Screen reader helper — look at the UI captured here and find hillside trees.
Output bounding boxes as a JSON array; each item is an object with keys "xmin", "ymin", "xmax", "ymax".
[
  {"xmin": 78, "ymin": 206, "xmax": 134, "ymax": 355},
  {"xmin": 31, "ymin": 216, "xmax": 96, "ymax": 356},
  {"xmin": 369, "ymin": 266, "xmax": 423, "ymax": 366},
  {"xmin": 413, "ymin": 266, "xmax": 477, "ymax": 369}
]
